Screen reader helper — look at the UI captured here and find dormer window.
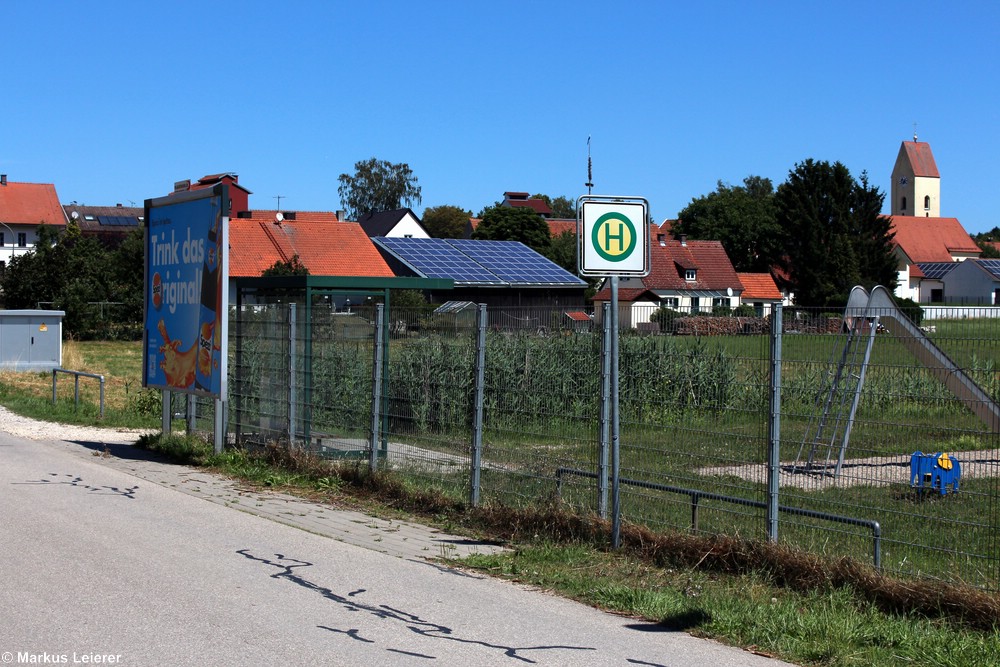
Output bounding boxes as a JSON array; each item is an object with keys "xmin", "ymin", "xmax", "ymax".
[{"xmin": 685, "ymin": 269, "xmax": 696, "ymax": 282}]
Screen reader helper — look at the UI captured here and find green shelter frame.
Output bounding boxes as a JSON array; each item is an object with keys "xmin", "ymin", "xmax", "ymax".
[{"xmin": 232, "ymin": 275, "xmax": 454, "ymax": 447}]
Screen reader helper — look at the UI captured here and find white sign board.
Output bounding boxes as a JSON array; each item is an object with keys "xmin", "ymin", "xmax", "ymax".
[{"xmin": 578, "ymin": 196, "xmax": 649, "ymax": 277}]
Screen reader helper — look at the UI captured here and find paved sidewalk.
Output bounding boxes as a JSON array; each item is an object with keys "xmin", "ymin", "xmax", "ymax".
[{"xmin": 49, "ymin": 436, "xmax": 507, "ymax": 562}]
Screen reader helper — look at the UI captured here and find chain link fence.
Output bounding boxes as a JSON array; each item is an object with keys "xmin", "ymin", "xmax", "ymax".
[{"xmin": 226, "ymin": 298, "xmax": 1000, "ymax": 590}]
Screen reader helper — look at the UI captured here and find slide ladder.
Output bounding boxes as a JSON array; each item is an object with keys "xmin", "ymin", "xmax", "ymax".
[
  {"xmin": 794, "ymin": 287, "xmax": 878, "ymax": 479},
  {"xmin": 793, "ymin": 286, "xmax": 1000, "ymax": 482}
]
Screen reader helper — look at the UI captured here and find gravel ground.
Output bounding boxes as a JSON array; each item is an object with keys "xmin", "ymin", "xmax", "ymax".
[{"xmin": 0, "ymin": 405, "xmax": 154, "ymax": 446}]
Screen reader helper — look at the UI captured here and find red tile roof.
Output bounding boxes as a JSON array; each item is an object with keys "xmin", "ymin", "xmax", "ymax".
[
  {"xmin": 737, "ymin": 272, "xmax": 783, "ymax": 300},
  {"xmin": 506, "ymin": 198, "xmax": 552, "ymax": 215},
  {"xmin": 890, "ymin": 216, "xmax": 980, "ymax": 262},
  {"xmin": 548, "ymin": 219, "xmax": 576, "ymax": 237},
  {"xmin": 0, "ymin": 181, "xmax": 66, "ymax": 226},
  {"xmin": 228, "ymin": 219, "xmax": 393, "ymax": 278},
  {"xmin": 240, "ymin": 209, "xmax": 341, "ymax": 223},
  {"xmin": 564, "ymin": 310, "xmax": 592, "ymax": 322},
  {"xmin": 902, "ymin": 142, "xmax": 940, "ymax": 178},
  {"xmin": 593, "ymin": 239, "xmax": 740, "ymax": 301}
]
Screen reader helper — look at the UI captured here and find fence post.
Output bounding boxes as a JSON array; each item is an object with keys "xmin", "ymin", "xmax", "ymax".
[
  {"xmin": 470, "ymin": 304, "xmax": 487, "ymax": 507},
  {"xmin": 288, "ymin": 303, "xmax": 297, "ymax": 446},
  {"xmin": 767, "ymin": 303, "xmax": 783, "ymax": 543},
  {"xmin": 610, "ymin": 276, "xmax": 622, "ymax": 549},
  {"xmin": 369, "ymin": 304, "xmax": 386, "ymax": 472},
  {"xmin": 161, "ymin": 389, "xmax": 172, "ymax": 433},
  {"xmin": 186, "ymin": 394, "xmax": 196, "ymax": 435},
  {"xmin": 598, "ymin": 302, "xmax": 611, "ymax": 519}
]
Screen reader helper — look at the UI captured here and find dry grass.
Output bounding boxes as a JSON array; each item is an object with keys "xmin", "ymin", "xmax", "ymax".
[{"xmin": 467, "ymin": 503, "xmax": 1000, "ymax": 631}]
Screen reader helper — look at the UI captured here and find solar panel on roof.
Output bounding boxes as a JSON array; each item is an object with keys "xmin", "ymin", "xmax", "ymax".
[
  {"xmin": 977, "ymin": 259, "xmax": 1000, "ymax": 279},
  {"xmin": 916, "ymin": 262, "xmax": 959, "ymax": 280},
  {"xmin": 97, "ymin": 215, "xmax": 139, "ymax": 227},
  {"xmin": 373, "ymin": 237, "xmax": 586, "ymax": 287},
  {"xmin": 374, "ymin": 237, "xmax": 505, "ymax": 285},
  {"xmin": 445, "ymin": 239, "xmax": 584, "ymax": 286}
]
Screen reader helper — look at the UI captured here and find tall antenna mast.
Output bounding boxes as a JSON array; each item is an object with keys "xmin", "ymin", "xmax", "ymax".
[
  {"xmin": 913, "ymin": 122, "xmax": 918, "ymax": 142},
  {"xmin": 274, "ymin": 195, "xmax": 285, "ymax": 211},
  {"xmin": 584, "ymin": 136, "xmax": 594, "ymax": 194}
]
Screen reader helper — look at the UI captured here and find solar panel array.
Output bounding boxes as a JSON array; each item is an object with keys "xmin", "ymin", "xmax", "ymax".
[
  {"xmin": 374, "ymin": 237, "xmax": 585, "ymax": 286},
  {"xmin": 916, "ymin": 262, "xmax": 959, "ymax": 280},
  {"xmin": 97, "ymin": 215, "xmax": 140, "ymax": 227},
  {"xmin": 977, "ymin": 259, "xmax": 1000, "ymax": 279}
]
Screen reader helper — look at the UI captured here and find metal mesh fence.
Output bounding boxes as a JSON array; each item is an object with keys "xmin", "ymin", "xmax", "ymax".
[{"xmin": 228, "ymin": 299, "xmax": 1000, "ymax": 590}]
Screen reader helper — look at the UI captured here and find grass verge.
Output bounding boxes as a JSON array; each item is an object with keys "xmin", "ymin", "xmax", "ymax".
[{"xmin": 134, "ymin": 432, "xmax": 1000, "ymax": 667}]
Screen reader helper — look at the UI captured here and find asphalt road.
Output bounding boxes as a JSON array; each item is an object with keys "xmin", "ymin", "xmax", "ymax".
[{"xmin": 0, "ymin": 429, "xmax": 794, "ymax": 667}]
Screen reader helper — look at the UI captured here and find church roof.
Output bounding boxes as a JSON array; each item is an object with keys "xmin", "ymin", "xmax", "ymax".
[
  {"xmin": 890, "ymin": 216, "xmax": 979, "ymax": 262},
  {"xmin": 901, "ymin": 141, "xmax": 940, "ymax": 178}
]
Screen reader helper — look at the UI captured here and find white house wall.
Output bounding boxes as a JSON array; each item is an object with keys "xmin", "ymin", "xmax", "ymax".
[{"xmin": 385, "ymin": 213, "xmax": 429, "ymax": 238}]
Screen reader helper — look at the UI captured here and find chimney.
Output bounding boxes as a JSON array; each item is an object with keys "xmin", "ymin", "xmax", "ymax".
[
  {"xmin": 336, "ymin": 209, "xmax": 347, "ymax": 221},
  {"xmin": 679, "ymin": 234, "xmax": 687, "ymax": 247},
  {"xmin": 1, "ymin": 174, "xmax": 6, "ymax": 186}
]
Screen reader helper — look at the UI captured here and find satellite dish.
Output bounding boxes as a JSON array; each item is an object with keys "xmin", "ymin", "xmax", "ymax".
[
  {"xmin": 726, "ymin": 287, "xmax": 734, "ymax": 297},
  {"xmin": 275, "ymin": 212, "xmax": 284, "ymax": 223},
  {"xmin": 70, "ymin": 211, "xmax": 79, "ymax": 220}
]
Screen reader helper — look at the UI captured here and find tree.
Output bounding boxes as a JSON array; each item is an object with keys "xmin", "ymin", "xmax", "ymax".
[
  {"xmin": 776, "ymin": 160, "xmax": 897, "ymax": 307},
  {"xmin": 337, "ymin": 158, "xmax": 421, "ymax": 221},
  {"xmin": 546, "ymin": 230, "xmax": 578, "ymax": 274},
  {"xmin": 262, "ymin": 255, "xmax": 310, "ymax": 276},
  {"xmin": 1, "ymin": 224, "xmax": 125, "ymax": 338},
  {"xmin": 422, "ymin": 205, "xmax": 470, "ymax": 239},
  {"xmin": 971, "ymin": 227, "xmax": 1000, "ymax": 258},
  {"xmin": 531, "ymin": 194, "xmax": 577, "ymax": 219},
  {"xmin": 674, "ymin": 176, "xmax": 783, "ymax": 272},
  {"xmin": 472, "ymin": 204, "xmax": 551, "ymax": 256}
]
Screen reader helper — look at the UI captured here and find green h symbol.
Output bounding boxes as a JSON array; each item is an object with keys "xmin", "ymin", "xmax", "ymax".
[{"xmin": 603, "ymin": 220, "xmax": 626, "ymax": 252}]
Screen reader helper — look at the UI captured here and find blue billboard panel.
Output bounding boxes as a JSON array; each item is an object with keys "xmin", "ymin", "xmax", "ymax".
[{"xmin": 143, "ymin": 185, "xmax": 228, "ymax": 397}]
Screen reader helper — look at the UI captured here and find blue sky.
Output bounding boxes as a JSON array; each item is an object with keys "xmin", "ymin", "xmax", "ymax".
[{"xmin": 5, "ymin": 2, "xmax": 999, "ymax": 232}]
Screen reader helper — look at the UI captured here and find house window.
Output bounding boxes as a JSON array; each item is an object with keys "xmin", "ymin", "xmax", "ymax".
[
  {"xmin": 690, "ymin": 297, "xmax": 700, "ymax": 313},
  {"xmin": 17, "ymin": 233, "xmax": 27, "ymax": 247},
  {"xmin": 661, "ymin": 297, "xmax": 679, "ymax": 309},
  {"xmin": 685, "ymin": 269, "xmax": 696, "ymax": 281},
  {"xmin": 0, "ymin": 233, "xmax": 5, "ymax": 246},
  {"xmin": 713, "ymin": 297, "xmax": 729, "ymax": 310},
  {"xmin": 924, "ymin": 195, "xmax": 930, "ymax": 210}
]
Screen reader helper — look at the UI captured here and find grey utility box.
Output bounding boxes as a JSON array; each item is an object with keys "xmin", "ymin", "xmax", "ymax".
[{"xmin": 0, "ymin": 310, "xmax": 64, "ymax": 372}]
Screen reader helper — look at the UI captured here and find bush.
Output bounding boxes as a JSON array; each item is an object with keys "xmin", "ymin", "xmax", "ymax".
[
  {"xmin": 651, "ymin": 307, "xmax": 685, "ymax": 333},
  {"xmin": 733, "ymin": 304, "xmax": 757, "ymax": 317},
  {"xmin": 711, "ymin": 304, "xmax": 732, "ymax": 317},
  {"xmin": 895, "ymin": 296, "xmax": 924, "ymax": 326}
]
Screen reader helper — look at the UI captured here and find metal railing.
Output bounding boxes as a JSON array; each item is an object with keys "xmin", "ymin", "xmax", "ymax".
[
  {"xmin": 52, "ymin": 368, "xmax": 105, "ymax": 418},
  {"xmin": 555, "ymin": 466, "xmax": 882, "ymax": 569}
]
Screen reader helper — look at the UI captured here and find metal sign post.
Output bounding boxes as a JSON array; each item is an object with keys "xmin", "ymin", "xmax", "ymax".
[{"xmin": 578, "ymin": 196, "xmax": 649, "ymax": 549}]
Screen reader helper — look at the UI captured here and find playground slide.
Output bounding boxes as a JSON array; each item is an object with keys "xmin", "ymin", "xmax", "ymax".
[{"xmin": 845, "ymin": 286, "xmax": 1000, "ymax": 432}]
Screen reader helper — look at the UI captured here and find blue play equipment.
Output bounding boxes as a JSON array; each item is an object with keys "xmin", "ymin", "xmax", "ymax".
[{"xmin": 910, "ymin": 451, "xmax": 960, "ymax": 496}]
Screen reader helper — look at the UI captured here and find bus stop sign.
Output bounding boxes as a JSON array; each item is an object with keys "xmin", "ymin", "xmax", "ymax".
[{"xmin": 577, "ymin": 196, "xmax": 650, "ymax": 277}]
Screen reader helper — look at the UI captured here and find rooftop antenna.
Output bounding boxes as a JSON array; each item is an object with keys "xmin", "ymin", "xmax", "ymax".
[
  {"xmin": 274, "ymin": 195, "xmax": 284, "ymax": 211},
  {"xmin": 913, "ymin": 122, "xmax": 918, "ymax": 142},
  {"xmin": 584, "ymin": 136, "xmax": 594, "ymax": 194}
]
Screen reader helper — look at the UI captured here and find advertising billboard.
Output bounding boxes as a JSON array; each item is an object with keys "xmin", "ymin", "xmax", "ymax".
[{"xmin": 142, "ymin": 185, "xmax": 228, "ymax": 398}]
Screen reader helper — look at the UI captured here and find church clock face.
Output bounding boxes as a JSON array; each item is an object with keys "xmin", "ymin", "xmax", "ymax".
[{"xmin": 899, "ymin": 177, "xmax": 908, "ymax": 186}]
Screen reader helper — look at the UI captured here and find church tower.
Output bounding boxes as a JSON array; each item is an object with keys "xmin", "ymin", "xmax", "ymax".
[{"xmin": 890, "ymin": 135, "xmax": 940, "ymax": 217}]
